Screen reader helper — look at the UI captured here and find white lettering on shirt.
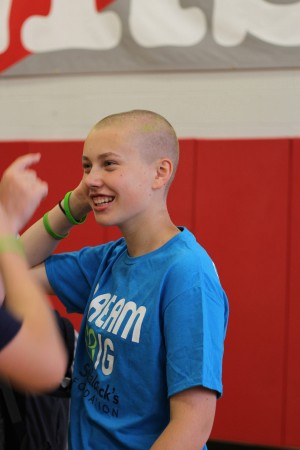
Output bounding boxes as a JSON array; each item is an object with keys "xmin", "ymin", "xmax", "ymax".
[
  {"xmin": 88, "ymin": 293, "xmax": 146, "ymax": 344},
  {"xmin": 94, "ymin": 333, "xmax": 114, "ymax": 375}
]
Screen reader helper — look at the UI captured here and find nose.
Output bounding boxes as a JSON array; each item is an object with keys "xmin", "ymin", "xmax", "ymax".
[{"xmin": 84, "ymin": 167, "xmax": 104, "ymax": 188}]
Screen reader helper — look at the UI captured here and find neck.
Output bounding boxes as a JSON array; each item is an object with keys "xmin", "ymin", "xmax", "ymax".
[{"xmin": 121, "ymin": 213, "xmax": 180, "ymax": 257}]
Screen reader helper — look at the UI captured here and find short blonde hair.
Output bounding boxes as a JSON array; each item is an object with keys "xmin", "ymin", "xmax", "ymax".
[{"xmin": 94, "ymin": 110, "xmax": 179, "ymax": 190}]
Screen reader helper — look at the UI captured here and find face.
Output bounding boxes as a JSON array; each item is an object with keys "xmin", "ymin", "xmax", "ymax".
[{"xmin": 82, "ymin": 125, "xmax": 156, "ymax": 232}]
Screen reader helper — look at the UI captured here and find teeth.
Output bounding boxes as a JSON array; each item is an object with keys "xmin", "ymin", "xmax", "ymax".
[{"xmin": 94, "ymin": 196, "xmax": 113, "ymax": 205}]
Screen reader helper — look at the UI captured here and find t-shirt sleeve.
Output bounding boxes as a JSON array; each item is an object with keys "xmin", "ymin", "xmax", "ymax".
[
  {"xmin": 163, "ymin": 265, "xmax": 229, "ymax": 399},
  {"xmin": 45, "ymin": 241, "xmax": 125, "ymax": 314},
  {"xmin": 0, "ymin": 307, "xmax": 22, "ymax": 351},
  {"xmin": 45, "ymin": 246, "xmax": 102, "ymax": 314}
]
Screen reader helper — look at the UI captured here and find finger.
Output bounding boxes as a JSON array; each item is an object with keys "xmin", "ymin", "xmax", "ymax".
[
  {"xmin": 40, "ymin": 181, "xmax": 48, "ymax": 199},
  {"xmin": 32, "ymin": 179, "xmax": 48, "ymax": 199},
  {"xmin": 22, "ymin": 169, "xmax": 38, "ymax": 180},
  {"xmin": 9, "ymin": 153, "xmax": 42, "ymax": 172}
]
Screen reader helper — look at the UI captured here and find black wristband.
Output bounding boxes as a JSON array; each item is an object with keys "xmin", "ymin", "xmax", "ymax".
[{"xmin": 58, "ymin": 200, "xmax": 66, "ymax": 216}]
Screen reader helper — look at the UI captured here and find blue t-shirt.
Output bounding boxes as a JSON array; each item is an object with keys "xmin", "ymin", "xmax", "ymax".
[
  {"xmin": 0, "ymin": 306, "xmax": 22, "ymax": 351},
  {"xmin": 46, "ymin": 227, "xmax": 229, "ymax": 450}
]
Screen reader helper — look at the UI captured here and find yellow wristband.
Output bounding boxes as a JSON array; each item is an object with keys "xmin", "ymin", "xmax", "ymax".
[{"xmin": 0, "ymin": 236, "xmax": 25, "ymax": 257}]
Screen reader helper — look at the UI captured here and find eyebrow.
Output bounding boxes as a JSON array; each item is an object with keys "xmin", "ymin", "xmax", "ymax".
[{"xmin": 82, "ymin": 152, "xmax": 121, "ymax": 161}]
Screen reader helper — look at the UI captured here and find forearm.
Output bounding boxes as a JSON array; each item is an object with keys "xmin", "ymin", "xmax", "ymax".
[
  {"xmin": 0, "ymin": 250, "xmax": 67, "ymax": 390},
  {"xmin": 20, "ymin": 204, "xmax": 73, "ymax": 267},
  {"xmin": 0, "ymin": 250, "xmax": 62, "ymax": 345},
  {"xmin": 150, "ymin": 419, "xmax": 209, "ymax": 450},
  {"xmin": 21, "ymin": 192, "xmax": 90, "ymax": 267},
  {"xmin": 2, "ymin": 251, "xmax": 49, "ymax": 317},
  {"xmin": 151, "ymin": 388, "xmax": 216, "ymax": 450}
]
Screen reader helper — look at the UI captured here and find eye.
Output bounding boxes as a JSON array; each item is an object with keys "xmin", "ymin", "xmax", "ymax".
[
  {"xmin": 82, "ymin": 162, "xmax": 92, "ymax": 173},
  {"xmin": 103, "ymin": 160, "xmax": 117, "ymax": 170}
]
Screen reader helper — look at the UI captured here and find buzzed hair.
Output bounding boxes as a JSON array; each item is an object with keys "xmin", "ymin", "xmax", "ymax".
[{"xmin": 93, "ymin": 110, "xmax": 179, "ymax": 190}]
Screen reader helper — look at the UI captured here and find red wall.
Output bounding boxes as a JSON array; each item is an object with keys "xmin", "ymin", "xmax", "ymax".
[{"xmin": 1, "ymin": 138, "xmax": 299, "ymax": 448}]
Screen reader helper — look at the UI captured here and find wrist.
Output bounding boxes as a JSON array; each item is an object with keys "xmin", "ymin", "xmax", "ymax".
[
  {"xmin": 43, "ymin": 213, "xmax": 69, "ymax": 240},
  {"xmin": 67, "ymin": 190, "xmax": 91, "ymax": 222},
  {"xmin": 43, "ymin": 190, "xmax": 89, "ymax": 240},
  {"xmin": 0, "ymin": 236, "xmax": 25, "ymax": 258},
  {"xmin": 0, "ymin": 205, "xmax": 17, "ymax": 236}
]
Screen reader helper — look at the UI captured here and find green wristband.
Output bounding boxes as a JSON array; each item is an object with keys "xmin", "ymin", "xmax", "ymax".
[
  {"xmin": 63, "ymin": 191, "xmax": 87, "ymax": 225},
  {"xmin": 43, "ymin": 212, "xmax": 69, "ymax": 240},
  {"xmin": 0, "ymin": 236, "xmax": 25, "ymax": 257}
]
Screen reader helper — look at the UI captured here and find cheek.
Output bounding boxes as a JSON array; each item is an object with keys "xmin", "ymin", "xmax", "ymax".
[{"xmin": 117, "ymin": 168, "xmax": 152, "ymax": 198}]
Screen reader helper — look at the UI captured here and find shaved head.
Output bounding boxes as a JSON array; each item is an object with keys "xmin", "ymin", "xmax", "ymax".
[{"xmin": 92, "ymin": 110, "xmax": 179, "ymax": 189}]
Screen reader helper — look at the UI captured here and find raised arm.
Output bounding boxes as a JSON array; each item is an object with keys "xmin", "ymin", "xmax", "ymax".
[
  {"xmin": 0, "ymin": 228, "xmax": 68, "ymax": 392},
  {"xmin": 0, "ymin": 154, "xmax": 68, "ymax": 392},
  {"xmin": 20, "ymin": 179, "xmax": 91, "ymax": 269}
]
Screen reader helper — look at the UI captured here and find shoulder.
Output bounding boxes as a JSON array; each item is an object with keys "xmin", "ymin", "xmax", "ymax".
[
  {"xmin": 48, "ymin": 237, "xmax": 127, "ymax": 267},
  {"xmin": 161, "ymin": 228, "xmax": 227, "ymax": 308},
  {"xmin": 166, "ymin": 228, "xmax": 219, "ymax": 282},
  {"xmin": 84, "ymin": 237, "xmax": 126, "ymax": 258},
  {"xmin": 45, "ymin": 238, "xmax": 127, "ymax": 293}
]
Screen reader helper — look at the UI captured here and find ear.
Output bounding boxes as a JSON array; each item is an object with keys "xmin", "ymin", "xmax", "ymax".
[{"xmin": 152, "ymin": 158, "xmax": 173, "ymax": 190}]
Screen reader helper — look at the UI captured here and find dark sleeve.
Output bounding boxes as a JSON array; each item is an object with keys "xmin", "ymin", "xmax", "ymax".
[
  {"xmin": 0, "ymin": 306, "xmax": 22, "ymax": 351},
  {"xmin": 53, "ymin": 310, "xmax": 75, "ymax": 372}
]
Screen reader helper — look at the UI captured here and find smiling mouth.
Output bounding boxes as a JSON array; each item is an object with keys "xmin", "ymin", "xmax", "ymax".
[{"xmin": 92, "ymin": 196, "xmax": 114, "ymax": 207}]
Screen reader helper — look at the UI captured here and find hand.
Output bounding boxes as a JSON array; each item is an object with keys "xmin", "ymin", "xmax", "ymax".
[
  {"xmin": 0, "ymin": 204, "xmax": 15, "ymax": 235},
  {"xmin": 69, "ymin": 177, "xmax": 92, "ymax": 218},
  {"xmin": 0, "ymin": 154, "xmax": 48, "ymax": 234}
]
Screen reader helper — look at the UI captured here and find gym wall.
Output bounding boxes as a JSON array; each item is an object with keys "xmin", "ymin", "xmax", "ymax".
[{"xmin": 0, "ymin": 66, "xmax": 299, "ymax": 449}]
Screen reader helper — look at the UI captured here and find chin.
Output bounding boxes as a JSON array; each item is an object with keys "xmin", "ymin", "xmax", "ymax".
[{"xmin": 93, "ymin": 213, "xmax": 117, "ymax": 228}]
